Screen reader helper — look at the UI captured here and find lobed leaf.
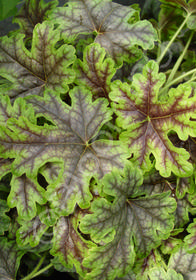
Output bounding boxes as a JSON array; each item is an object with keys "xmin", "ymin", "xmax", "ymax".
[
  {"xmin": 0, "ymin": 87, "xmax": 128, "ymax": 216},
  {"xmin": 110, "ymin": 60, "xmax": 196, "ymax": 177},
  {"xmin": 49, "ymin": 0, "xmax": 157, "ymax": 64},
  {"xmin": 7, "ymin": 175, "xmax": 46, "ymax": 221},
  {"xmin": 0, "ymin": 21, "xmax": 75, "ymax": 100},
  {"xmin": 80, "ymin": 163, "xmax": 176, "ymax": 279}
]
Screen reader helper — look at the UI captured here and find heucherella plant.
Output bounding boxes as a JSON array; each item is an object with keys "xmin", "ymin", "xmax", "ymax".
[{"xmin": 0, "ymin": 0, "xmax": 196, "ymax": 279}]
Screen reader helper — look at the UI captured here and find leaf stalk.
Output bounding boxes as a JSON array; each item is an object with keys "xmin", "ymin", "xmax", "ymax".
[
  {"xmin": 157, "ymin": 13, "xmax": 191, "ymax": 65},
  {"xmin": 20, "ymin": 255, "xmax": 53, "ymax": 280}
]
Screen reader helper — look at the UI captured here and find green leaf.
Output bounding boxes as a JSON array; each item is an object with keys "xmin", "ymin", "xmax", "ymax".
[
  {"xmin": 0, "ymin": 87, "xmax": 128, "ymax": 215},
  {"xmin": 13, "ymin": 0, "xmax": 58, "ymax": 38},
  {"xmin": 0, "ymin": 21, "xmax": 75, "ymax": 99},
  {"xmin": 110, "ymin": 60, "xmax": 196, "ymax": 177},
  {"xmin": 0, "ymin": 199, "xmax": 10, "ymax": 235},
  {"xmin": 0, "ymin": 0, "xmax": 19, "ymax": 21},
  {"xmin": 168, "ymin": 244, "xmax": 196, "ymax": 279},
  {"xmin": 49, "ymin": 0, "xmax": 157, "ymax": 64},
  {"xmin": 16, "ymin": 215, "xmax": 48, "ymax": 247},
  {"xmin": 80, "ymin": 163, "xmax": 176, "ymax": 279},
  {"xmin": 0, "ymin": 237, "xmax": 25, "ymax": 279},
  {"xmin": 73, "ymin": 43, "xmax": 116, "ymax": 100},
  {"xmin": 51, "ymin": 213, "xmax": 93, "ymax": 278},
  {"xmin": 7, "ymin": 175, "xmax": 46, "ymax": 220}
]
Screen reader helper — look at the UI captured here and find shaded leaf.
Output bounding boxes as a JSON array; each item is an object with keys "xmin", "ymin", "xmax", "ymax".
[
  {"xmin": 0, "ymin": 21, "xmax": 75, "ymax": 100},
  {"xmin": 7, "ymin": 175, "xmax": 46, "ymax": 220},
  {"xmin": 0, "ymin": 200, "xmax": 10, "ymax": 235},
  {"xmin": 110, "ymin": 60, "xmax": 196, "ymax": 177},
  {"xmin": 168, "ymin": 244, "xmax": 196, "ymax": 279},
  {"xmin": 174, "ymin": 196, "xmax": 190, "ymax": 228},
  {"xmin": 14, "ymin": 0, "xmax": 58, "ymax": 38},
  {"xmin": 160, "ymin": 0, "xmax": 196, "ymax": 13},
  {"xmin": 0, "ymin": 87, "xmax": 127, "ymax": 215},
  {"xmin": 49, "ymin": 0, "xmax": 157, "ymax": 64},
  {"xmin": 158, "ymin": 3, "xmax": 184, "ymax": 40},
  {"xmin": 80, "ymin": 163, "xmax": 176, "ymax": 280},
  {"xmin": 0, "ymin": 237, "xmax": 25, "ymax": 280},
  {"xmin": 160, "ymin": 0, "xmax": 196, "ymax": 30}
]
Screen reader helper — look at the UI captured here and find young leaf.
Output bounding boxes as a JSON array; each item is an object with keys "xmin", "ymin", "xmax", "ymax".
[
  {"xmin": 51, "ymin": 215, "xmax": 93, "ymax": 278},
  {"xmin": 14, "ymin": 0, "xmax": 58, "ymax": 38},
  {"xmin": 0, "ymin": 237, "xmax": 25, "ymax": 279},
  {"xmin": 0, "ymin": 199, "xmax": 10, "ymax": 235},
  {"xmin": 7, "ymin": 175, "xmax": 46, "ymax": 221},
  {"xmin": 16, "ymin": 216, "xmax": 48, "ymax": 247},
  {"xmin": 49, "ymin": 0, "xmax": 157, "ymax": 64},
  {"xmin": 168, "ymin": 244, "xmax": 196, "ymax": 279},
  {"xmin": 73, "ymin": 43, "xmax": 116, "ymax": 99},
  {"xmin": 80, "ymin": 163, "xmax": 176, "ymax": 279},
  {"xmin": 110, "ymin": 60, "xmax": 196, "ymax": 177},
  {"xmin": 174, "ymin": 197, "xmax": 190, "ymax": 228},
  {"xmin": 0, "ymin": 21, "xmax": 75, "ymax": 99},
  {"xmin": 0, "ymin": 87, "xmax": 128, "ymax": 215}
]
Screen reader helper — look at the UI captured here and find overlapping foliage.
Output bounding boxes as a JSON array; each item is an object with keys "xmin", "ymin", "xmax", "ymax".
[{"xmin": 0, "ymin": 0, "xmax": 196, "ymax": 279}]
